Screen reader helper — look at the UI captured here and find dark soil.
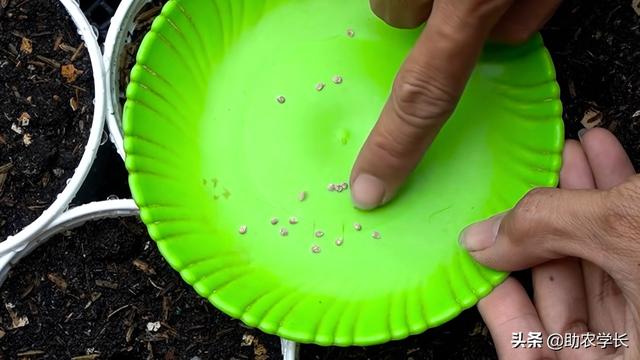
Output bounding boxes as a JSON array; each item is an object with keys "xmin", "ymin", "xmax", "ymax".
[
  {"xmin": 0, "ymin": 218, "xmax": 282, "ymax": 359},
  {"xmin": 117, "ymin": 0, "xmax": 167, "ymax": 111},
  {"xmin": 0, "ymin": 0, "xmax": 93, "ymax": 240},
  {"xmin": 543, "ymin": 0, "xmax": 640, "ymax": 170},
  {"xmin": 300, "ymin": 311, "xmax": 496, "ymax": 360}
]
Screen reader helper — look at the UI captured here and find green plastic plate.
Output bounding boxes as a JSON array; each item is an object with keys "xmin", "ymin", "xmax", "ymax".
[{"xmin": 123, "ymin": 0, "xmax": 563, "ymax": 346}]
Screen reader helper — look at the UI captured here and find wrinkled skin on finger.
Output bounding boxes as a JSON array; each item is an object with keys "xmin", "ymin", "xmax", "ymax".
[
  {"xmin": 469, "ymin": 129, "xmax": 640, "ymax": 359},
  {"xmin": 352, "ymin": 0, "xmax": 561, "ymax": 210}
]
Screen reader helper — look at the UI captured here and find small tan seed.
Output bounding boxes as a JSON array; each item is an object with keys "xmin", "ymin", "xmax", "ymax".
[
  {"xmin": 311, "ymin": 245, "xmax": 321, "ymax": 254},
  {"xmin": 270, "ymin": 218, "xmax": 279, "ymax": 225},
  {"xmin": 327, "ymin": 183, "xmax": 336, "ymax": 192},
  {"xmin": 372, "ymin": 231, "xmax": 381, "ymax": 239},
  {"xmin": 276, "ymin": 96, "xmax": 286, "ymax": 104},
  {"xmin": 239, "ymin": 225, "xmax": 248, "ymax": 234},
  {"xmin": 299, "ymin": 191, "xmax": 307, "ymax": 201},
  {"xmin": 315, "ymin": 230, "xmax": 325, "ymax": 238},
  {"xmin": 335, "ymin": 184, "xmax": 344, "ymax": 193},
  {"xmin": 280, "ymin": 228, "xmax": 289, "ymax": 236},
  {"xmin": 332, "ymin": 75, "xmax": 343, "ymax": 84},
  {"xmin": 341, "ymin": 182, "xmax": 348, "ymax": 190},
  {"xmin": 289, "ymin": 217, "xmax": 298, "ymax": 225},
  {"xmin": 354, "ymin": 223, "xmax": 362, "ymax": 231},
  {"xmin": 335, "ymin": 238, "xmax": 344, "ymax": 246},
  {"xmin": 316, "ymin": 83, "xmax": 325, "ymax": 91},
  {"xmin": 347, "ymin": 29, "xmax": 355, "ymax": 38}
]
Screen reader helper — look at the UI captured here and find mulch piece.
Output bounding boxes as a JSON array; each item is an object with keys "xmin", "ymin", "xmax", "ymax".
[{"xmin": 0, "ymin": 0, "xmax": 93, "ymax": 240}]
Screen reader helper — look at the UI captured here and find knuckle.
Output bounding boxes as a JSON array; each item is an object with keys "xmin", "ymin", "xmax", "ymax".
[
  {"xmin": 515, "ymin": 188, "xmax": 553, "ymax": 221},
  {"xmin": 605, "ymin": 177, "xmax": 640, "ymax": 241},
  {"xmin": 504, "ymin": 188, "xmax": 555, "ymax": 245},
  {"xmin": 391, "ymin": 71, "xmax": 457, "ymax": 131},
  {"xmin": 368, "ymin": 125, "xmax": 417, "ymax": 168},
  {"xmin": 440, "ymin": 0, "xmax": 512, "ymax": 28}
]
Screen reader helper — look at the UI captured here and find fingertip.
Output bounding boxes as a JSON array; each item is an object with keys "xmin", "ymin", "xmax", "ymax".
[
  {"xmin": 459, "ymin": 214, "xmax": 502, "ymax": 252},
  {"xmin": 579, "ymin": 127, "xmax": 625, "ymax": 157},
  {"xmin": 560, "ymin": 139, "xmax": 595, "ymax": 190},
  {"xmin": 580, "ymin": 128, "xmax": 636, "ymax": 189},
  {"xmin": 350, "ymin": 173, "xmax": 387, "ymax": 210}
]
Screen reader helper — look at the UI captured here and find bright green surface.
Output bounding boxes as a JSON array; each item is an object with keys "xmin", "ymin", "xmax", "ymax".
[{"xmin": 123, "ymin": 0, "xmax": 563, "ymax": 346}]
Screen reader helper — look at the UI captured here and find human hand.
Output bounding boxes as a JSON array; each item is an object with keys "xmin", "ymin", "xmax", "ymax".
[
  {"xmin": 463, "ymin": 129, "xmax": 640, "ymax": 359},
  {"xmin": 350, "ymin": 0, "xmax": 561, "ymax": 209}
]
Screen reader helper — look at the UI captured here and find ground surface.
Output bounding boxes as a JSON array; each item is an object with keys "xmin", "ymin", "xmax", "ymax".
[
  {"xmin": 0, "ymin": 218, "xmax": 282, "ymax": 360},
  {"xmin": 544, "ymin": 0, "xmax": 640, "ymax": 170},
  {"xmin": 0, "ymin": 0, "xmax": 638, "ymax": 359},
  {"xmin": 0, "ymin": 0, "xmax": 93, "ymax": 240}
]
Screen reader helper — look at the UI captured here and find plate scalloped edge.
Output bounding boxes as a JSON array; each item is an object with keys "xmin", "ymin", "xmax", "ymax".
[{"xmin": 123, "ymin": 0, "xmax": 564, "ymax": 346}]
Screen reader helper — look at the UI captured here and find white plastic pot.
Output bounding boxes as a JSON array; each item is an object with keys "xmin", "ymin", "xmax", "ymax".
[
  {"xmin": 103, "ymin": 0, "xmax": 153, "ymax": 160},
  {"xmin": 282, "ymin": 338, "xmax": 300, "ymax": 360},
  {"xmin": 0, "ymin": 0, "xmax": 106, "ymax": 253},
  {"xmin": 0, "ymin": 199, "xmax": 139, "ymax": 285}
]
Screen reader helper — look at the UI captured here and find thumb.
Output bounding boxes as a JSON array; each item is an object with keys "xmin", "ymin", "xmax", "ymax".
[
  {"xmin": 459, "ymin": 187, "xmax": 613, "ymax": 272},
  {"xmin": 350, "ymin": 0, "xmax": 513, "ymax": 210}
]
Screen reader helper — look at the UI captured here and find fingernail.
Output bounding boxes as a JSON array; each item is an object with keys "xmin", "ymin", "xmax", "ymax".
[
  {"xmin": 351, "ymin": 173, "xmax": 386, "ymax": 210},
  {"xmin": 459, "ymin": 214, "xmax": 504, "ymax": 252},
  {"xmin": 578, "ymin": 128, "xmax": 589, "ymax": 140}
]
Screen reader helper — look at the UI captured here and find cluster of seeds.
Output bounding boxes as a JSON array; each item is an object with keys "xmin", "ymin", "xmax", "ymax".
[
  {"xmin": 276, "ymin": 74, "xmax": 343, "ymax": 102},
  {"xmin": 238, "ymin": 192, "xmax": 382, "ymax": 248},
  {"xmin": 328, "ymin": 182, "xmax": 349, "ymax": 193}
]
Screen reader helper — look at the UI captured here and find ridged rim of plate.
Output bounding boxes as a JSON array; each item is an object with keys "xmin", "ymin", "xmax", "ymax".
[{"xmin": 123, "ymin": 0, "xmax": 563, "ymax": 346}]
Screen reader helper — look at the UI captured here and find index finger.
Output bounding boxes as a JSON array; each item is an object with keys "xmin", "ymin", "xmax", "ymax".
[{"xmin": 350, "ymin": 0, "xmax": 514, "ymax": 210}]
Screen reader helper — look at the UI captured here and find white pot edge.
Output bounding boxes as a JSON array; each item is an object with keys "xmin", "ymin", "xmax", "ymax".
[
  {"xmin": 0, "ymin": 199, "xmax": 139, "ymax": 285},
  {"xmin": 104, "ymin": 0, "xmax": 151, "ymax": 160},
  {"xmin": 0, "ymin": 198, "xmax": 299, "ymax": 360},
  {"xmin": 0, "ymin": 0, "xmax": 107, "ymax": 253}
]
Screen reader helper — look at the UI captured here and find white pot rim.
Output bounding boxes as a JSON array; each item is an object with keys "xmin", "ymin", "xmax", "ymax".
[
  {"xmin": 0, "ymin": 198, "xmax": 298, "ymax": 360},
  {"xmin": 0, "ymin": 199, "xmax": 139, "ymax": 285},
  {"xmin": 104, "ymin": 0, "xmax": 151, "ymax": 160},
  {"xmin": 0, "ymin": 0, "xmax": 106, "ymax": 253}
]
